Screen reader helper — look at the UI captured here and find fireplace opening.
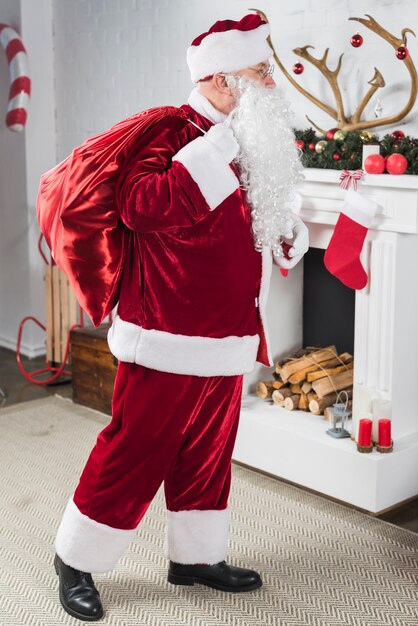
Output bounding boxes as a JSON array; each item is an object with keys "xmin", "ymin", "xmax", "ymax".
[{"xmin": 303, "ymin": 248, "xmax": 355, "ymax": 355}]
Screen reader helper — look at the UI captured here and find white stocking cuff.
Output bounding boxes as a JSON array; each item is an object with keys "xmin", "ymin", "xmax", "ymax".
[{"xmin": 343, "ymin": 189, "xmax": 378, "ymax": 228}]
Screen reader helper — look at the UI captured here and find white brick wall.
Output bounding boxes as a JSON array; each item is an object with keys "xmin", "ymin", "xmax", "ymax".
[
  {"xmin": 0, "ymin": 0, "xmax": 56, "ymax": 355},
  {"xmin": 53, "ymin": 0, "xmax": 418, "ymax": 160},
  {"xmin": 2, "ymin": 1, "xmax": 414, "ymax": 355},
  {"xmin": 50, "ymin": 0, "xmax": 418, "ymax": 389}
]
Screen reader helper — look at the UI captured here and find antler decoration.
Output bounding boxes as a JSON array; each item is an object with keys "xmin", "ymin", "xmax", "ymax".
[
  {"xmin": 252, "ymin": 9, "xmax": 417, "ymax": 133},
  {"xmin": 293, "ymin": 45, "xmax": 346, "ymax": 129}
]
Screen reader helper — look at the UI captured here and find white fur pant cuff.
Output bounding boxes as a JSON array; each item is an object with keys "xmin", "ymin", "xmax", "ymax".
[
  {"xmin": 165, "ymin": 508, "xmax": 229, "ymax": 564},
  {"xmin": 55, "ymin": 499, "xmax": 137, "ymax": 573}
]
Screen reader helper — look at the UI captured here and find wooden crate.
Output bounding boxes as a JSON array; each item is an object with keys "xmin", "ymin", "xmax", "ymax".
[
  {"xmin": 45, "ymin": 264, "xmax": 78, "ymax": 365},
  {"xmin": 70, "ymin": 324, "xmax": 117, "ymax": 415}
]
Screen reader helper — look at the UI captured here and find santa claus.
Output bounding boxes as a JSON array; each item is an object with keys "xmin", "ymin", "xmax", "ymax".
[{"xmin": 52, "ymin": 13, "xmax": 308, "ymax": 621}]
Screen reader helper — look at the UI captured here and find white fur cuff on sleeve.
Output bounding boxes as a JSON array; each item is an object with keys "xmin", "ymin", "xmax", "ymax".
[{"xmin": 173, "ymin": 137, "xmax": 239, "ymax": 210}]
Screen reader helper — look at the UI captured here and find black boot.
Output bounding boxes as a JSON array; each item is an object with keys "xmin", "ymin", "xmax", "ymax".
[
  {"xmin": 168, "ymin": 560, "xmax": 262, "ymax": 592},
  {"xmin": 54, "ymin": 554, "xmax": 104, "ymax": 621}
]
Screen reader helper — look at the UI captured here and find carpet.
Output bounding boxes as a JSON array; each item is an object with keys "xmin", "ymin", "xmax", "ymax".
[{"xmin": 0, "ymin": 396, "xmax": 417, "ymax": 626}]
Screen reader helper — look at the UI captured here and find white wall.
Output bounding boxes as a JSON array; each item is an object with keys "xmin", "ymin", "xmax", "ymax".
[
  {"xmin": 0, "ymin": 0, "xmax": 30, "ymax": 354},
  {"xmin": 53, "ymin": 0, "xmax": 418, "ymax": 160},
  {"xmin": 21, "ymin": 0, "xmax": 57, "ymax": 354},
  {"xmin": 270, "ymin": 0, "xmax": 418, "ymax": 136},
  {"xmin": 1, "ymin": 0, "xmax": 417, "ymax": 363},
  {"xmin": 0, "ymin": 0, "xmax": 56, "ymax": 356}
]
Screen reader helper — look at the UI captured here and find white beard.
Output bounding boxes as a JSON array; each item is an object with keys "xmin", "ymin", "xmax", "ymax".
[{"xmin": 226, "ymin": 77, "xmax": 304, "ymax": 256}]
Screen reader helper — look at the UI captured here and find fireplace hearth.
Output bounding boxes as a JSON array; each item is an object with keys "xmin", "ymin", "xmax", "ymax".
[{"xmin": 234, "ymin": 168, "xmax": 418, "ymax": 514}]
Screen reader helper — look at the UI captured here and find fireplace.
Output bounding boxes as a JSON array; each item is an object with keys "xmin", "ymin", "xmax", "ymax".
[
  {"xmin": 234, "ymin": 168, "xmax": 418, "ymax": 514},
  {"xmin": 303, "ymin": 247, "xmax": 355, "ymax": 355}
]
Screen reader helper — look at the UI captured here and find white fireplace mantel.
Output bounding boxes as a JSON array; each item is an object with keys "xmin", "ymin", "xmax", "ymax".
[{"xmin": 233, "ymin": 169, "xmax": 418, "ymax": 514}]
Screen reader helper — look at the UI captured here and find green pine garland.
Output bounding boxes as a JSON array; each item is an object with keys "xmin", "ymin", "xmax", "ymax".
[{"xmin": 293, "ymin": 128, "xmax": 418, "ymax": 175}]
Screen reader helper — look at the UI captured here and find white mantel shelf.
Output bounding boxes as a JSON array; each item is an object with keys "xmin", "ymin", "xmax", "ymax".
[
  {"xmin": 303, "ymin": 167, "xmax": 418, "ymax": 190},
  {"xmin": 300, "ymin": 168, "xmax": 418, "ymax": 235},
  {"xmin": 233, "ymin": 168, "xmax": 418, "ymax": 514}
]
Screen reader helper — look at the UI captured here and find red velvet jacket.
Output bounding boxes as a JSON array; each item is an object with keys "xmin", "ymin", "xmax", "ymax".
[{"xmin": 107, "ymin": 98, "xmax": 273, "ymax": 376}]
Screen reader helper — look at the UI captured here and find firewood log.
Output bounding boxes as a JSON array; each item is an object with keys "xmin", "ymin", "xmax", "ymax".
[
  {"xmin": 272, "ymin": 387, "xmax": 292, "ymax": 405},
  {"xmin": 276, "ymin": 345, "xmax": 337, "ymax": 382},
  {"xmin": 274, "ymin": 347, "xmax": 311, "ymax": 373},
  {"xmin": 309, "ymin": 395, "xmax": 338, "ymax": 414},
  {"xmin": 298, "ymin": 392, "xmax": 309, "ymax": 410},
  {"xmin": 287, "ymin": 353, "xmax": 352, "ymax": 385},
  {"xmin": 301, "ymin": 381, "xmax": 313, "ymax": 394},
  {"xmin": 284, "ymin": 394, "xmax": 300, "ymax": 411},
  {"xmin": 307, "ymin": 392, "xmax": 317, "ymax": 404},
  {"xmin": 323, "ymin": 407, "xmax": 334, "ymax": 422},
  {"xmin": 306, "ymin": 359, "xmax": 353, "ymax": 383},
  {"xmin": 272, "ymin": 380, "xmax": 284, "ymax": 390},
  {"xmin": 272, "ymin": 390, "xmax": 283, "ymax": 406},
  {"xmin": 311, "ymin": 369, "xmax": 353, "ymax": 399},
  {"xmin": 309, "ymin": 389, "xmax": 353, "ymax": 415},
  {"xmin": 256, "ymin": 381, "xmax": 275, "ymax": 399},
  {"xmin": 290, "ymin": 384, "xmax": 303, "ymax": 394}
]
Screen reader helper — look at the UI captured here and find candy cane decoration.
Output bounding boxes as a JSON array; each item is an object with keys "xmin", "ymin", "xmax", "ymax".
[{"xmin": 0, "ymin": 24, "xmax": 30, "ymax": 132}]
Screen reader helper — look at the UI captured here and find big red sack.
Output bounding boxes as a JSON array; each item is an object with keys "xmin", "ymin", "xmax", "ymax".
[{"xmin": 37, "ymin": 106, "xmax": 185, "ymax": 326}]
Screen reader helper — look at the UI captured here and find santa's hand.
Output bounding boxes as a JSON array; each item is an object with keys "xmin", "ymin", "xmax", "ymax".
[
  {"xmin": 205, "ymin": 124, "xmax": 239, "ymax": 164},
  {"xmin": 274, "ymin": 214, "xmax": 309, "ymax": 269}
]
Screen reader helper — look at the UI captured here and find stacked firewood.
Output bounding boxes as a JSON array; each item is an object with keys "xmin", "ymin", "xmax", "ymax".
[{"xmin": 257, "ymin": 345, "xmax": 353, "ymax": 416}]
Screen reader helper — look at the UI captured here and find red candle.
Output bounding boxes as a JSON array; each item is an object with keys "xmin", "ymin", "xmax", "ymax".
[
  {"xmin": 358, "ymin": 418, "xmax": 372, "ymax": 446},
  {"xmin": 378, "ymin": 419, "xmax": 391, "ymax": 447}
]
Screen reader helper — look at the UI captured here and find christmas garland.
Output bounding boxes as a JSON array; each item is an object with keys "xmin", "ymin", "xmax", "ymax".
[{"xmin": 293, "ymin": 128, "xmax": 418, "ymax": 175}]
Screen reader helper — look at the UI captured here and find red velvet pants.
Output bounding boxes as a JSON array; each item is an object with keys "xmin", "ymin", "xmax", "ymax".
[{"xmin": 55, "ymin": 362, "xmax": 243, "ymax": 573}]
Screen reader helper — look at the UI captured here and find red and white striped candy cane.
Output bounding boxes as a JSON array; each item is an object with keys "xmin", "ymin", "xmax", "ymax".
[{"xmin": 0, "ymin": 23, "xmax": 30, "ymax": 132}]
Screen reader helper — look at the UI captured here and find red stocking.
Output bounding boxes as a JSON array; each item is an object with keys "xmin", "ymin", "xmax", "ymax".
[{"xmin": 324, "ymin": 189, "xmax": 377, "ymax": 290}]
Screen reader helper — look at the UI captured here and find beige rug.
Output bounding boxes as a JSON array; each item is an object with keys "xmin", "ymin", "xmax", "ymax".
[{"xmin": 0, "ymin": 396, "xmax": 417, "ymax": 626}]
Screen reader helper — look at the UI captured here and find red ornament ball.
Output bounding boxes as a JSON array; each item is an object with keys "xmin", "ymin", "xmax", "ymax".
[
  {"xmin": 295, "ymin": 139, "xmax": 305, "ymax": 150},
  {"xmin": 326, "ymin": 128, "xmax": 339, "ymax": 140},
  {"xmin": 333, "ymin": 153, "xmax": 341, "ymax": 161},
  {"xmin": 396, "ymin": 46, "xmax": 409, "ymax": 60},
  {"xmin": 391, "ymin": 130, "xmax": 405, "ymax": 140},
  {"xmin": 351, "ymin": 33, "xmax": 363, "ymax": 47},
  {"xmin": 293, "ymin": 63, "xmax": 304, "ymax": 75},
  {"xmin": 308, "ymin": 143, "xmax": 316, "ymax": 150},
  {"xmin": 364, "ymin": 154, "xmax": 385, "ymax": 174},
  {"xmin": 386, "ymin": 153, "xmax": 408, "ymax": 175}
]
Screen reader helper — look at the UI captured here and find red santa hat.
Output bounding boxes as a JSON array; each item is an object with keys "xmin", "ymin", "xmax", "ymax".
[{"xmin": 187, "ymin": 14, "xmax": 272, "ymax": 83}]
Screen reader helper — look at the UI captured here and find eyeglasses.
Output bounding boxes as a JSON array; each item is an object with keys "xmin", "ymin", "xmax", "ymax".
[
  {"xmin": 216, "ymin": 63, "xmax": 275, "ymax": 86},
  {"xmin": 249, "ymin": 63, "xmax": 275, "ymax": 79}
]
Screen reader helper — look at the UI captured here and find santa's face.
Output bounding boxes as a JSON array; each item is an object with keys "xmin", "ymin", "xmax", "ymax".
[{"xmin": 221, "ymin": 59, "xmax": 276, "ymax": 113}]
